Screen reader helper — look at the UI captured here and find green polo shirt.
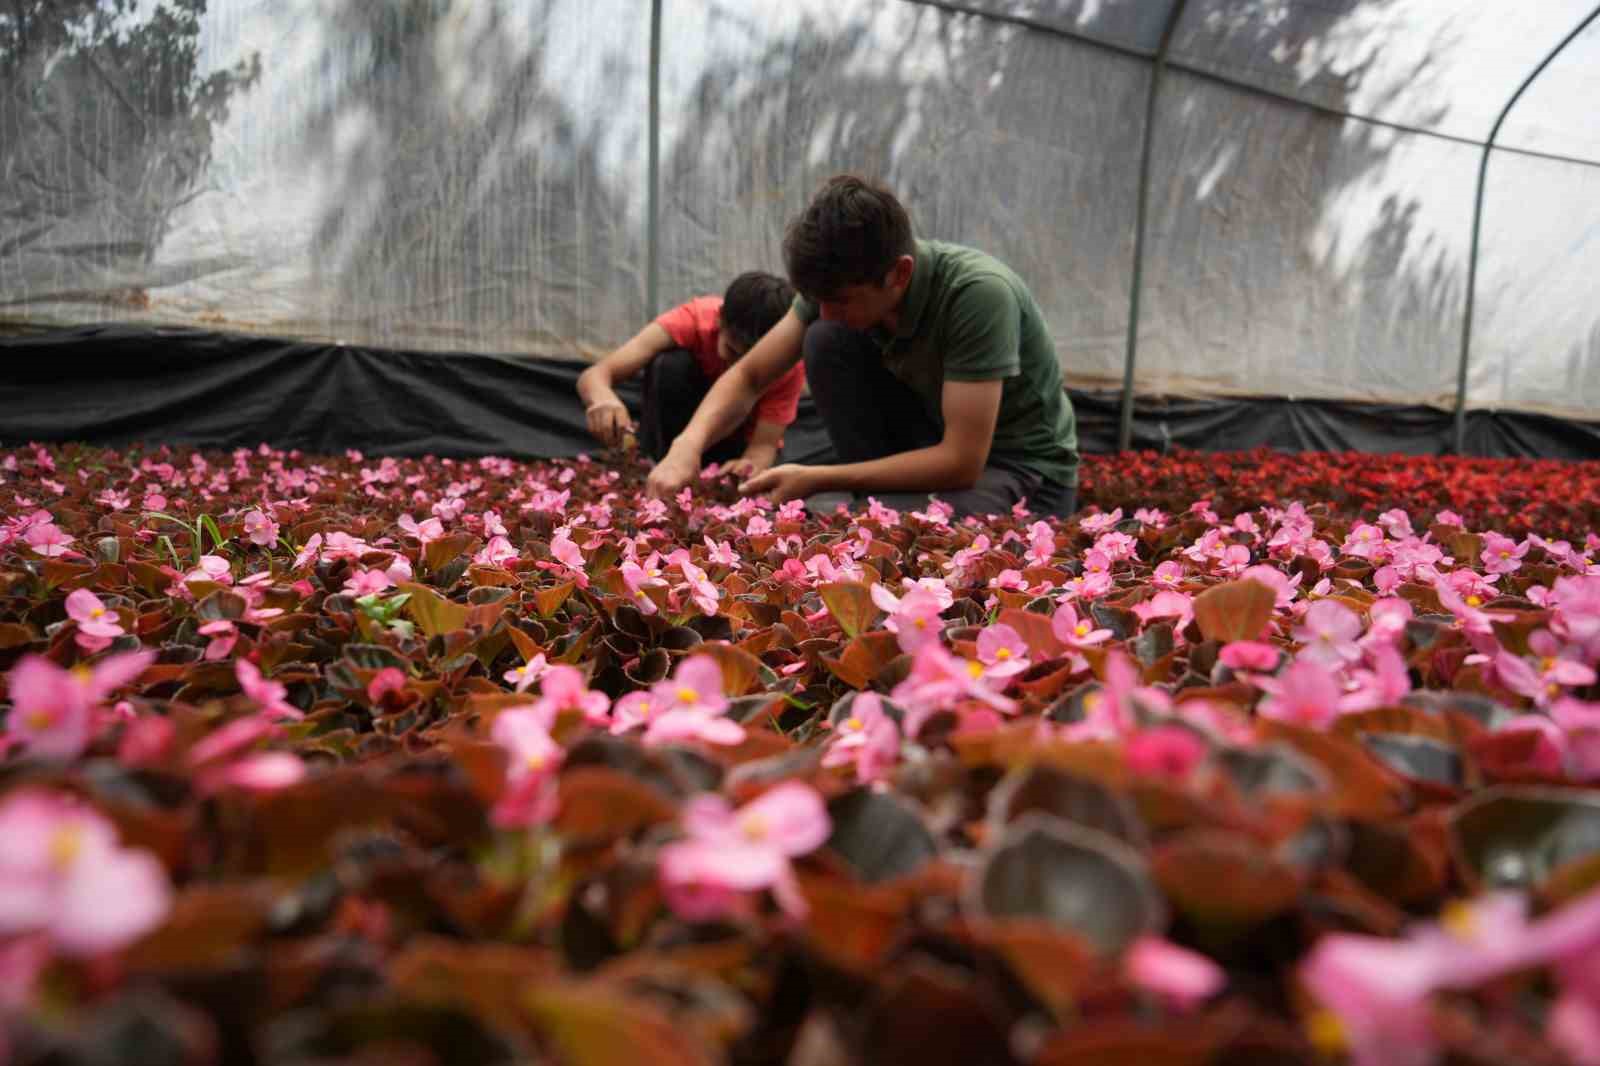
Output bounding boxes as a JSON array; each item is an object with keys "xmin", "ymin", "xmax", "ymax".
[{"xmin": 793, "ymin": 239, "xmax": 1079, "ymax": 487}]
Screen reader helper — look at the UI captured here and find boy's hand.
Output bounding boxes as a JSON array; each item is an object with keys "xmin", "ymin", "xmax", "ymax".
[
  {"xmin": 646, "ymin": 445, "xmax": 700, "ymax": 499},
  {"xmin": 721, "ymin": 454, "xmax": 772, "ymax": 480},
  {"xmin": 738, "ymin": 463, "xmax": 816, "ymax": 503},
  {"xmin": 585, "ymin": 400, "xmax": 634, "ymax": 448}
]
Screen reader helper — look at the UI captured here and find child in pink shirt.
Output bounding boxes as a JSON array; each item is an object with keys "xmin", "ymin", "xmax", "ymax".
[{"xmin": 576, "ymin": 272, "xmax": 804, "ymax": 475}]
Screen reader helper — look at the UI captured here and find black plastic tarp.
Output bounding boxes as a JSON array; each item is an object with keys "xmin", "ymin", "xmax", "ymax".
[{"xmin": 3, "ymin": 325, "xmax": 1599, "ymax": 462}]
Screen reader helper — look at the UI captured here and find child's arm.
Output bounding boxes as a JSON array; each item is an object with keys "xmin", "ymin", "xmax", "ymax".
[
  {"xmin": 724, "ymin": 420, "xmax": 785, "ymax": 478},
  {"xmin": 576, "ymin": 323, "xmax": 673, "ymax": 447}
]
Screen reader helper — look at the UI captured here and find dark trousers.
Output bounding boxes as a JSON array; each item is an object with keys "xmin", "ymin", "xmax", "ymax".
[
  {"xmin": 803, "ymin": 320, "xmax": 1076, "ymax": 519},
  {"xmin": 638, "ymin": 348, "xmax": 745, "ymax": 464}
]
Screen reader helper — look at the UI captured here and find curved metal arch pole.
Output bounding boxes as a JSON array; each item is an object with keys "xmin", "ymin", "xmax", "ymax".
[
  {"xmin": 1119, "ymin": 0, "xmax": 1191, "ymax": 453},
  {"xmin": 647, "ymin": 0, "xmax": 663, "ymax": 316},
  {"xmin": 1454, "ymin": 4, "xmax": 1600, "ymax": 454}
]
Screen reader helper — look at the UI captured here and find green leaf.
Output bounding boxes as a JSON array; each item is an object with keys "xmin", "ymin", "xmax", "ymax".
[
  {"xmin": 971, "ymin": 814, "xmax": 1164, "ymax": 956},
  {"xmin": 818, "ymin": 581, "xmax": 879, "ymax": 638},
  {"xmin": 1191, "ymin": 579, "xmax": 1277, "ymax": 643},
  {"xmin": 399, "ymin": 582, "xmax": 470, "ymax": 639}
]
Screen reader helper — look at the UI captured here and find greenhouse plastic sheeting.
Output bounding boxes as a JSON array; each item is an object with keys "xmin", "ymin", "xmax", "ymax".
[
  {"xmin": 656, "ymin": 0, "xmax": 1146, "ymax": 389},
  {"xmin": 2, "ymin": 0, "xmax": 1599, "ymax": 428},
  {"xmin": 1138, "ymin": 70, "xmax": 1474, "ymax": 407}
]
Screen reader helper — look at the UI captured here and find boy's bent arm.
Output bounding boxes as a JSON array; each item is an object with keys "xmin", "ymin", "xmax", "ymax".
[
  {"xmin": 646, "ymin": 311, "xmax": 807, "ymax": 496},
  {"xmin": 741, "ymin": 378, "xmax": 1001, "ymax": 502},
  {"xmin": 577, "ymin": 322, "xmax": 673, "ymax": 404},
  {"xmin": 728, "ymin": 419, "xmax": 786, "ymax": 477}
]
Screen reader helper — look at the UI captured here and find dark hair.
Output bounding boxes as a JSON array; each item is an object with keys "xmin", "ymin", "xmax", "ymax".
[
  {"xmin": 720, "ymin": 270, "xmax": 795, "ymax": 352},
  {"xmin": 783, "ymin": 174, "xmax": 914, "ymax": 302}
]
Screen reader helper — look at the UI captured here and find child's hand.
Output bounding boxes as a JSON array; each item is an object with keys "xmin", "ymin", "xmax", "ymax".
[{"xmin": 585, "ymin": 400, "xmax": 634, "ymax": 448}]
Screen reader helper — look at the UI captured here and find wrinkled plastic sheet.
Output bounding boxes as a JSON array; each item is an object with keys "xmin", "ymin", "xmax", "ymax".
[{"xmin": 1, "ymin": 0, "xmax": 1598, "ymax": 425}]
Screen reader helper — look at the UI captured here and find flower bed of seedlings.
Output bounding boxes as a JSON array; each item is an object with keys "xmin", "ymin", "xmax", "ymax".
[{"xmin": 2, "ymin": 441, "xmax": 1600, "ymax": 1066}]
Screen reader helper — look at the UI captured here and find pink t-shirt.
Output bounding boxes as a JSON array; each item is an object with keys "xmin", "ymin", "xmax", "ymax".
[{"xmin": 654, "ymin": 296, "xmax": 806, "ymax": 433}]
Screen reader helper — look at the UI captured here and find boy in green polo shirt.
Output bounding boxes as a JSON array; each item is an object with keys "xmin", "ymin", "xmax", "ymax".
[{"xmin": 644, "ymin": 175, "xmax": 1078, "ymax": 517}]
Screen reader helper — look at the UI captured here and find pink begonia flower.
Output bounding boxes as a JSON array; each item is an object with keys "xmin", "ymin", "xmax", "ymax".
[
  {"xmin": 820, "ymin": 692, "xmax": 900, "ymax": 783},
  {"xmin": 1052, "ymin": 601, "xmax": 1112, "ymax": 647},
  {"xmin": 343, "ymin": 568, "xmax": 392, "ymax": 596},
  {"xmin": 619, "ymin": 560, "xmax": 663, "ymax": 615},
  {"xmin": 489, "ymin": 706, "xmax": 563, "ymax": 828},
  {"xmin": 1340, "ymin": 642, "xmax": 1413, "ymax": 713},
  {"xmin": 473, "ymin": 535, "xmax": 519, "ymax": 567},
  {"xmin": 633, "ymin": 654, "xmax": 745, "ymax": 748},
  {"xmin": 4, "ymin": 651, "xmax": 155, "ymax": 760},
  {"xmin": 1373, "ymin": 565, "xmax": 1401, "ymax": 595},
  {"xmin": 198, "ymin": 618, "xmax": 239, "ymax": 661},
  {"xmin": 186, "ymin": 554, "xmax": 233, "ymax": 586},
  {"xmin": 241, "ymin": 509, "xmax": 279, "ymax": 547},
  {"xmin": 1341, "ymin": 522, "xmax": 1389, "ymax": 561},
  {"xmin": 1487, "ymin": 714, "xmax": 1569, "ymax": 777},
  {"xmin": 1255, "ymin": 657, "xmax": 1344, "ymax": 730},
  {"xmin": 1025, "ymin": 520, "xmax": 1056, "ymax": 566},
  {"xmin": 399, "ymin": 514, "xmax": 444, "ymax": 544},
  {"xmin": 1124, "ymin": 725, "xmax": 1208, "ymax": 780},
  {"xmin": 890, "ymin": 639, "xmax": 1017, "ymax": 737},
  {"xmin": 481, "ymin": 510, "xmax": 509, "ymax": 537},
  {"xmin": 1219, "ymin": 640, "xmax": 1280, "ymax": 673},
  {"xmin": 292, "ymin": 532, "xmax": 323, "ymax": 570},
  {"xmin": 1134, "ymin": 507, "xmax": 1168, "ymax": 528},
  {"xmin": 23, "ymin": 522, "xmax": 73, "ymax": 557},
  {"xmin": 1057, "ymin": 568, "xmax": 1114, "ymax": 601},
  {"xmin": 142, "ymin": 492, "xmax": 167, "ymax": 512},
  {"xmin": 186, "ymin": 714, "xmax": 280, "ymax": 770},
  {"xmin": 1495, "ymin": 638, "xmax": 1597, "ymax": 708},
  {"xmin": 1432, "ymin": 576, "xmax": 1513, "ymax": 636},
  {"xmin": 658, "ymin": 782, "xmax": 831, "ymax": 921},
  {"xmin": 610, "ymin": 690, "xmax": 660, "ymax": 734},
  {"xmin": 235, "ymin": 660, "xmax": 303, "ymax": 721},
  {"xmin": 385, "ymin": 553, "xmax": 414, "ymax": 585},
  {"xmin": 0, "ymin": 789, "xmax": 172, "ymax": 956},
  {"xmin": 549, "ymin": 528, "xmax": 589, "ymax": 587},
  {"xmin": 976, "ymin": 623, "xmax": 1031, "ymax": 679},
  {"xmin": 1240, "ymin": 564, "xmax": 1301, "ymax": 609},
  {"xmin": 1079, "ymin": 508, "xmax": 1123, "ymax": 534},
  {"xmin": 704, "ymin": 536, "xmax": 739, "ymax": 567},
  {"xmin": 1151, "ymin": 559, "xmax": 1186, "ymax": 590},
  {"xmin": 503, "ymin": 653, "xmax": 548, "ymax": 693},
  {"xmin": 532, "ymin": 664, "xmax": 611, "ymax": 726},
  {"xmin": 644, "ymin": 706, "xmax": 746, "ymax": 747},
  {"xmin": 1481, "ymin": 531, "xmax": 1528, "ymax": 575},
  {"xmin": 672, "ymin": 554, "xmax": 721, "ymax": 615},
  {"xmin": 64, "ymin": 587, "xmax": 125, "ymax": 652},
  {"xmin": 366, "ymin": 667, "xmax": 407, "ymax": 705},
  {"xmin": 1123, "ymin": 935, "xmax": 1226, "ymax": 1012},
  {"xmin": 118, "ymin": 714, "xmax": 176, "ymax": 767},
  {"xmin": 1132, "ymin": 590, "xmax": 1195, "ymax": 633},
  {"xmin": 194, "ymin": 751, "xmax": 306, "ymax": 795},
  {"xmin": 870, "ymin": 582, "xmax": 946, "ymax": 653},
  {"xmin": 1292, "ymin": 599, "xmax": 1363, "ymax": 667}
]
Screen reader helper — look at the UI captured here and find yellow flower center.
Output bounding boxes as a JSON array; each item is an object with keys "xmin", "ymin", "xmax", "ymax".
[
  {"xmin": 26, "ymin": 709, "xmax": 55, "ymax": 730},
  {"xmin": 1075, "ymin": 622, "xmax": 1091, "ymax": 637},
  {"xmin": 525, "ymin": 751, "xmax": 548, "ymax": 771},
  {"xmin": 845, "ymin": 717, "xmax": 864, "ymax": 732},
  {"xmin": 1306, "ymin": 1010, "xmax": 1347, "ymax": 1056},
  {"xmin": 1541, "ymin": 657, "xmax": 1557, "ymax": 673},
  {"xmin": 1441, "ymin": 900, "xmax": 1477, "ymax": 941},
  {"xmin": 995, "ymin": 647, "xmax": 1011, "ymax": 660},
  {"xmin": 966, "ymin": 660, "xmax": 985, "ymax": 680},
  {"xmin": 1500, "ymin": 550, "xmax": 1511, "ymax": 559},
  {"xmin": 1084, "ymin": 692, "xmax": 1104, "ymax": 713},
  {"xmin": 740, "ymin": 813, "xmax": 768, "ymax": 841},
  {"xmin": 677, "ymin": 687, "xmax": 699, "ymax": 705},
  {"xmin": 90, "ymin": 606, "xmax": 104, "ymax": 619},
  {"xmin": 49, "ymin": 826, "xmax": 82, "ymax": 870},
  {"xmin": 1466, "ymin": 595, "xmax": 1482, "ymax": 607}
]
